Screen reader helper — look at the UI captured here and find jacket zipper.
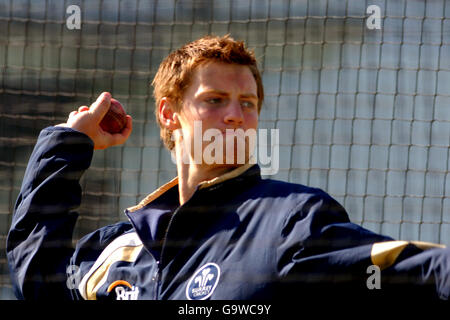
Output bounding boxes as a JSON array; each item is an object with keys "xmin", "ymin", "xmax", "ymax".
[
  {"xmin": 153, "ymin": 260, "xmax": 160, "ymax": 299},
  {"xmin": 156, "ymin": 188, "xmax": 200, "ymax": 299},
  {"xmin": 156, "ymin": 206, "xmax": 181, "ymax": 299}
]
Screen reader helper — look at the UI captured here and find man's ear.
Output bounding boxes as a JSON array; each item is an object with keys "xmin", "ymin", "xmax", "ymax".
[{"xmin": 159, "ymin": 97, "xmax": 180, "ymax": 130}]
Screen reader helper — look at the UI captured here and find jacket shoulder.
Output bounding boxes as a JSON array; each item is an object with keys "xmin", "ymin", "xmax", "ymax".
[
  {"xmin": 248, "ymin": 178, "xmax": 351, "ymax": 228},
  {"xmin": 254, "ymin": 178, "xmax": 333, "ymax": 201},
  {"xmin": 72, "ymin": 221, "xmax": 134, "ymax": 264}
]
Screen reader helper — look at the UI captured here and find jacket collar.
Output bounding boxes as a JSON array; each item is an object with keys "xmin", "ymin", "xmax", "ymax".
[{"xmin": 126, "ymin": 162, "xmax": 260, "ymax": 213}]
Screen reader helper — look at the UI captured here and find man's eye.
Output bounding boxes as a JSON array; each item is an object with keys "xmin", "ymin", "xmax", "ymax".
[
  {"xmin": 241, "ymin": 101, "xmax": 256, "ymax": 108},
  {"xmin": 206, "ymin": 98, "xmax": 222, "ymax": 104}
]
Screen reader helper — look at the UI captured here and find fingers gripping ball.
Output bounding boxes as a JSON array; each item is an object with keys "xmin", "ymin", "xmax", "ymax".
[{"xmin": 100, "ymin": 99, "xmax": 127, "ymax": 134}]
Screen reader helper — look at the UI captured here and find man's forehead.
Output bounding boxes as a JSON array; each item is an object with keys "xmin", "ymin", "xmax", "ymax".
[{"xmin": 191, "ymin": 62, "xmax": 257, "ymax": 94}]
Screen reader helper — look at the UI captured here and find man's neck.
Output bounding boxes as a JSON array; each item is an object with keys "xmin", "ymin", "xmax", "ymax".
[{"xmin": 176, "ymin": 161, "xmax": 235, "ymax": 205}]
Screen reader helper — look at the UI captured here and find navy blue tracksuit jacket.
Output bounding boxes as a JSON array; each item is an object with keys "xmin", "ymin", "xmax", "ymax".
[{"xmin": 6, "ymin": 126, "xmax": 450, "ymax": 301}]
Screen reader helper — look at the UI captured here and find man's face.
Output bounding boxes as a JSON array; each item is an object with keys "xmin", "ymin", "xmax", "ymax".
[{"xmin": 175, "ymin": 61, "xmax": 259, "ymax": 168}]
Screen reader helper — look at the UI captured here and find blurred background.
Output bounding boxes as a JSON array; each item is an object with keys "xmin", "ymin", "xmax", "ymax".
[{"xmin": 1, "ymin": 0, "xmax": 450, "ymax": 299}]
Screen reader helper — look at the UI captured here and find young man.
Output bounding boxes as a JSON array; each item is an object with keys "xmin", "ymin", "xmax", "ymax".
[{"xmin": 7, "ymin": 35, "xmax": 450, "ymax": 302}]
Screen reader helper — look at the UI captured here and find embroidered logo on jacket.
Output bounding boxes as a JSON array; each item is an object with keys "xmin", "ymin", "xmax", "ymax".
[
  {"xmin": 186, "ymin": 263, "xmax": 221, "ymax": 300},
  {"xmin": 107, "ymin": 280, "xmax": 139, "ymax": 300}
]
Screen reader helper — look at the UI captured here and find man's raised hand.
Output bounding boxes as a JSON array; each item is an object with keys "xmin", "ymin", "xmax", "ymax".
[{"xmin": 57, "ymin": 92, "xmax": 133, "ymax": 150}]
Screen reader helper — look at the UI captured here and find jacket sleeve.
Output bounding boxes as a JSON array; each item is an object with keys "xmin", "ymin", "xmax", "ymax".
[
  {"xmin": 6, "ymin": 126, "xmax": 94, "ymax": 300},
  {"xmin": 276, "ymin": 189, "xmax": 450, "ymax": 302}
]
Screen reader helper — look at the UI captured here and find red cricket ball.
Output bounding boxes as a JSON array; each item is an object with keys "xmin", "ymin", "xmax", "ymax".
[{"xmin": 100, "ymin": 98, "xmax": 127, "ymax": 134}]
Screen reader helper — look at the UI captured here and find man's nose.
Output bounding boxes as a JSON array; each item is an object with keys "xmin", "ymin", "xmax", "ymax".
[{"xmin": 223, "ymin": 101, "xmax": 244, "ymax": 126}]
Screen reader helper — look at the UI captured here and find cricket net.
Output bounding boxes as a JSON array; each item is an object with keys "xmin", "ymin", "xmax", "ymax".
[{"xmin": 0, "ymin": 0, "xmax": 449, "ymax": 299}]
